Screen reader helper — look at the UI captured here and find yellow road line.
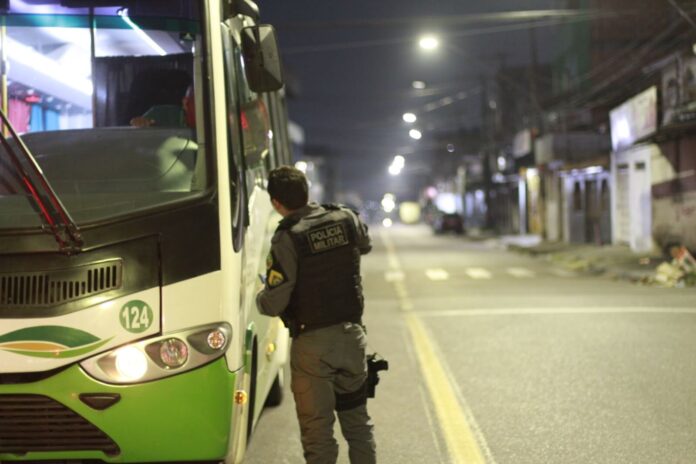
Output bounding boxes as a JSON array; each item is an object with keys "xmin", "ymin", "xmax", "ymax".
[
  {"xmin": 380, "ymin": 229, "xmax": 487, "ymax": 464},
  {"xmin": 405, "ymin": 313, "xmax": 486, "ymax": 464}
]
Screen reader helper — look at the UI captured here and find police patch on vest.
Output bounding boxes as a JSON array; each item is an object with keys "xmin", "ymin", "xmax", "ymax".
[
  {"xmin": 307, "ymin": 223, "xmax": 349, "ymax": 253},
  {"xmin": 268, "ymin": 269, "xmax": 285, "ymax": 287}
]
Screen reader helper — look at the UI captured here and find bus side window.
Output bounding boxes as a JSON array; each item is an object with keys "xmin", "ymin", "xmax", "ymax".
[
  {"xmin": 222, "ymin": 24, "xmax": 247, "ymax": 252},
  {"xmin": 231, "ymin": 46, "xmax": 270, "ymax": 190},
  {"xmin": 266, "ymin": 92, "xmax": 292, "ymax": 168}
]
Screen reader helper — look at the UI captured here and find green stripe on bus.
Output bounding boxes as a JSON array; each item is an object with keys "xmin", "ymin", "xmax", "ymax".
[
  {"xmin": 3, "ymin": 338, "xmax": 112, "ymax": 359},
  {"xmin": 0, "ymin": 325, "xmax": 99, "ymax": 347}
]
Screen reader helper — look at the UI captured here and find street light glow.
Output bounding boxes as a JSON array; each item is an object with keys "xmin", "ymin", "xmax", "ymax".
[
  {"xmin": 381, "ymin": 194, "xmax": 396, "ymax": 213},
  {"xmin": 402, "ymin": 112, "xmax": 417, "ymax": 123},
  {"xmin": 294, "ymin": 161, "xmax": 308, "ymax": 173},
  {"xmin": 388, "ymin": 155, "xmax": 406, "ymax": 176},
  {"xmin": 409, "ymin": 129, "xmax": 422, "ymax": 140},
  {"xmin": 412, "ymin": 80, "xmax": 426, "ymax": 90},
  {"xmin": 419, "ymin": 35, "xmax": 439, "ymax": 51}
]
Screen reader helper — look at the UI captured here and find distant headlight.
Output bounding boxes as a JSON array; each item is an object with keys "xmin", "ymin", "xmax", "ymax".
[{"xmin": 81, "ymin": 322, "xmax": 231, "ymax": 385}]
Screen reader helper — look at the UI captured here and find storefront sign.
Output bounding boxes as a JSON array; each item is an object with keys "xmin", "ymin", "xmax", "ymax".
[
  {"xmin": 512, "ymin": 129, "xmax": 532, "ymax": 158},
  {"xmin": 661, "ymin": 54, "xmax": 696, "ymax": 126},
  {"xmin": 609, "ymin": 86, "xmax": 657, "ymax": 151}
]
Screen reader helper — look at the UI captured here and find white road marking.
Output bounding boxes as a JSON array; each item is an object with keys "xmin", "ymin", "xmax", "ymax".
[
  {"xmin": 386, "ymin": 253, "xmax": 401, "ymax": 271},
  {"xmin": 385, "ymin": 270, "xmax": 405, "ymax": 282},
  {"xmin": 465, "ymin": 268, "xmax": 492, "ymax": 279},
  {"xmin": 550, "ymin": 268, "xmax": 577, "ymax": 278},
  {"xmin": 506, "ymin": 267, "xmax": 536, "ymax": 278},
  {"xmin": 415, "ymin": 307, "xmax": 696, "ymax": 317},
  {"xmin": 426, "ymin": 268, "xmax": 450, "ymax": 281}
]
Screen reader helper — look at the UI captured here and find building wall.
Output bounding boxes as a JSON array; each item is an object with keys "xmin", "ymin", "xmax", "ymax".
[
  {"xmin": 544, "ymin": 172, "xmax": 563, "ymax": 241},
  {"xmin": 611, "ymin": 144, "xmax": 655, "ymax": 252},
  {"xmin": 563, "ymin": 168, "xmax": 612, "ymax": 245},
  {"xmin": 652, "ymin": 137, "xmax": 696, "ymax": 250}
]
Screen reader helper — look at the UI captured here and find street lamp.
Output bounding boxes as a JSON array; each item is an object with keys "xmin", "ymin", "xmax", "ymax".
[
  {"xmin": 409, "ymin": 129, "xmax": 422, "ymax": 140},
  {"xmin": 381, "ymin": 194, "xmax": 396, "ymax": 213},
  {"xmin": 402, "ymin": 112, "xmax": 417, "ymax": 123},
  {"xmin": 418, "ymin": 35, "xmax": 439, "ymax": 51},
  {"xmin": 388, "ymin": 155, "xmax": 405, "ymax": 176}
]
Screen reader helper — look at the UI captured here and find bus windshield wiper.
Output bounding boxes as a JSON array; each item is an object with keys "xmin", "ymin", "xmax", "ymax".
[{"xmin": 0, "ymin": 109, "xmax": 83, "ymax": 255}]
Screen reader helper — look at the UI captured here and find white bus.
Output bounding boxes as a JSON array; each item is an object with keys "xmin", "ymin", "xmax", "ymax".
[{"xmin": 0, "ymin": 1, "xmax": 290, "ymax": 462}]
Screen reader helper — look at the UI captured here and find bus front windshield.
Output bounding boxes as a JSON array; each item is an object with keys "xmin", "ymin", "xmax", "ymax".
[{"xmin": 0, "ymin": 0, "xmax": 208, "ymax": 229}]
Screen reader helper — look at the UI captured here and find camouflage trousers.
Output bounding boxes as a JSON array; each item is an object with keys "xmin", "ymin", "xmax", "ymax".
[{"xmin": 291, "ymin": 322, "xmax": 377, "ymax": 464}]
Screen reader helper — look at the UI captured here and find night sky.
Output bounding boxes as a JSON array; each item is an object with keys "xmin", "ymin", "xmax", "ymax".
[{"xmin": 260, "ymin": 1, "xmax": 562, "ymax": 202}]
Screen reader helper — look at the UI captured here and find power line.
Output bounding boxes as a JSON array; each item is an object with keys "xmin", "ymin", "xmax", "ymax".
[
  {"xmin": 274, "ymin": 9, "xmax": 615, "ymax": 30},
  {"xmin": 668, "ymin": 0, "xmax": 696, "ymax": 32},
  {"xmin": 421, "ymin": 88, "xmax": 481, "ymax": 114},
  {"xmin": 282, "ymin": 13, "xmax": 619, "ymax": 55},
  {"xmin": 562, "ymin": 19, "xmax": 686, "ymax": 111}
]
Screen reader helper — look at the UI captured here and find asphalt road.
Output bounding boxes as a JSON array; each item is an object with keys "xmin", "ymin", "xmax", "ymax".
[{"xmin": 244, "ymin": 225, "xmax": 696, "ymax": 464}]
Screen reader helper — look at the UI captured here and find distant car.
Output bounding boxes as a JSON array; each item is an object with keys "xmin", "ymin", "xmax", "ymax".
[{"xmin": 432, "ymin": 212, "xmax": 464, "ymax": 235}]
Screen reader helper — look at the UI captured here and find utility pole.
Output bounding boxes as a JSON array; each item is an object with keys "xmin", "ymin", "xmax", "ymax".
[
  {"xmin": 480, "ymin": 73, "xmax": 495, "ymax": 230},
  {"xmin": 480, "ymin": 53, "xmax": 507, "ymax": 232},
  {"xmin": 528, "ymin": 25, "xmax": 541, "ymax": 133}
]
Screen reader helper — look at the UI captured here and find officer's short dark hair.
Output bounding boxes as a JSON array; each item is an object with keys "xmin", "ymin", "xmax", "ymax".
[{"xmin": 268, "ymin": 166, "xmax": 309, "ymax": 210}]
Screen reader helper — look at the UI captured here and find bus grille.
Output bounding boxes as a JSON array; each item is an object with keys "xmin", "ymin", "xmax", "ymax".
[
  {"xmin": 0, "ymin": 394, "xmax": 119, "ymax": 455},
  {"xmin": 0, "ymin": 261, "xmax": 122, "ymax": 308}
]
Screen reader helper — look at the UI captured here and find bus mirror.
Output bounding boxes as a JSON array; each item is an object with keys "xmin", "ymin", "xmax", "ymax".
[{"xmin": 241, "ymin": 25, "xmax": 284, "ymax": 93}]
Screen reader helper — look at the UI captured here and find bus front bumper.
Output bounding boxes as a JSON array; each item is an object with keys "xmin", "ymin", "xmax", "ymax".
[{"xmin": 0, "ymin": 358, "xmax": 238, "ymax": 462}]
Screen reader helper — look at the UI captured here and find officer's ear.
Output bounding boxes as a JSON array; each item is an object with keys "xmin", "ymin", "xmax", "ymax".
[{"xmin": 271, "ymin": 198, "xmax": 286, "ymax": 215}]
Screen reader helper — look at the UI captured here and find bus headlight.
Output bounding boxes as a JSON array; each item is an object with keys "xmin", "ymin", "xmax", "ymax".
[
  {"xmin": 80, "ymin": 322, "xmax": 231, "ymax": 385},
  {"xmin": 114, "ymin": 346, "xmax": 148, "ymax": 381}
]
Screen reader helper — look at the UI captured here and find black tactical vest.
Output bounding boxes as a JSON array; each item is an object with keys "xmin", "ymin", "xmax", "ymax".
[{"xmin": 280, "ymin": 205, "xmax": 364, "ymax": 334}]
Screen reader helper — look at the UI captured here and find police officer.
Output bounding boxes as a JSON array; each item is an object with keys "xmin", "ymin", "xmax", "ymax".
[{"xmin": 256, "ymin": 166, "xmax": 376, "ymax": 464}]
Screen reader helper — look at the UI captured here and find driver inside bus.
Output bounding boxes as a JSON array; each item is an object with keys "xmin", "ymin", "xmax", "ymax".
[{"xmin": 130, "ymin": 85, "xmax": 195, "ymax": 129}]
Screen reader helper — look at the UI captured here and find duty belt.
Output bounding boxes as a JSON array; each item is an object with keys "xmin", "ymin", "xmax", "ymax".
[{"xmin": 286, "ymin": 317, "xmax": 363, "ymax": 338}]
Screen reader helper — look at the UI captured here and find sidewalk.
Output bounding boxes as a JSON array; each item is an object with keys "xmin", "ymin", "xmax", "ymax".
[{"xmin": 483, "ymin": 234, "xmax": 667, "ymax": 283}]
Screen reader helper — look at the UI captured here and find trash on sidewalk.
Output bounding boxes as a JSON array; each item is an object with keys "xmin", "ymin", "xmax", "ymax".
[
  {"xmin": 643, "ymin": 245, "xmax": 696, "ymax": 288},
  {"xmin": 505, "ymin": 239, "xmax": 668, "ymax": 284}
]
